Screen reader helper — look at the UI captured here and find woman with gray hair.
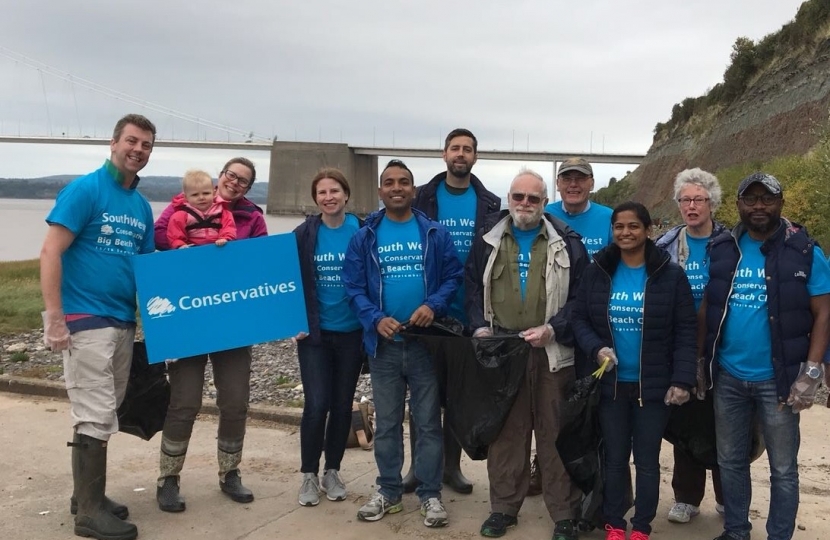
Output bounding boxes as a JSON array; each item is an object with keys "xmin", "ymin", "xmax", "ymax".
[{"xmin": 655, "ymin": 167, "xmax": 725, "ymax": 524}]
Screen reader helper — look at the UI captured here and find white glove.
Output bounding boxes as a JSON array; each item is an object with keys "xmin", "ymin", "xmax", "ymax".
[
  {"xmin": 519, "ymin": 324, "xmax": 554, "ymax": 348},
  {"xmin": 473, "ymin": 327, "xmax": 493, "ymax": 338},
  {"xmin": 664, "ymin": 386, "xmax": 691, "ymax": 406},
  {"xmin": 291, "ymin": 331, "xmax": 309, "ymax": 345},
  {"xmin": 42, "ymin": 310, "xmax": 71, "ymax": 352},
  {"xmin": 597, "ymin": 347, "xmax": 618, "ymax": 372}
]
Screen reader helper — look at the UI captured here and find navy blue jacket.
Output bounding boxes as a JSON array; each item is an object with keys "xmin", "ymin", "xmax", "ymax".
[
  {"xmin": 703, "ymin": 220, "xmax": 815, "ymax": 402},
  {"xmin": 413, "ymin": 172, "xmax": 501, "ymax": 235},
  {"xmin": 571, "ymin": 240, "xmax": 698, "ymax": 402},
  {"xmin": 294, "ymin": 213, "xmax": 363, "ymax": 345},
  {"xmin": 342, "ymin": 208, "xmax": 464, "ymax": 356}
]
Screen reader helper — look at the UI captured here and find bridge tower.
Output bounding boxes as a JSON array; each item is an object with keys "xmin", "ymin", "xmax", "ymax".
[{"xmin": 267, "ymin": 142, "xmax": 378, "ymax": 216}]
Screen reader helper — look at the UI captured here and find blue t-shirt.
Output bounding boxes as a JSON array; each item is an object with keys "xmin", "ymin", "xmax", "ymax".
[
  {"xmin": 376, "ymin": 215, "xmax": 425, "ymax": 323},
  {"xmin": 544, "ymin": 200, "xmax": 612, "ymax": 257},
  {"xmin": 608, "ymin": 263, "xmax": 647, "ymax": 382},
  {"xmin": 45, "ymin": 161, "xmax": 154, "ymax": 322},
  {"xmin": 511, "ymin": 224, "xmax": 542, "ymax": 301},
  {"xmin": 436, "ymin": 182, "xmax": 477, "ymax": 323},
  {"xmin": 315, "ymin": 214, "xmax": 361, "ymax": 332},
  {"xmin": 717, "ymin": 234, "xmax": 830, "ymax": 381},
  {"xmin": 684, "ymin": 233, "xmax": 710, "ymax": 311}
]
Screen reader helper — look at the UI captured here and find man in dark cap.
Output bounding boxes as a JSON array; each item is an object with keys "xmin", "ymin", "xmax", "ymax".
[{"xmin": 701, "ymin": 172, "xmax": 830, "ymax": 540}]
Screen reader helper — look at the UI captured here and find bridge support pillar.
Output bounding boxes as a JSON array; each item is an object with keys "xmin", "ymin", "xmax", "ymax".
[{"xmin": 266, "ymin": 141, "xmax": 378, "ymax": 216}]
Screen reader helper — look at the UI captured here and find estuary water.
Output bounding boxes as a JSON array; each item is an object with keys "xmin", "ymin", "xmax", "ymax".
[{"xmin": 0, "ymin": 198, "xmax": 304, "ymax": 262}]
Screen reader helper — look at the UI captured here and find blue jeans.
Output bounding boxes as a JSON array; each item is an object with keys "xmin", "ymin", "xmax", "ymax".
[
  {"xmin": 599, "ymin": 383, "xmax": 671, "ymax": 535},
  {"xmin": 715, "ymin": 371, "xmax": 800, "ymax": 540},
  {"xmin": 369, "ymin": 339, "xmax": 442, "ymax": 503},
  {"xmin": 297, "ymin": 329, "xmax": 364, "ymax": 474}
]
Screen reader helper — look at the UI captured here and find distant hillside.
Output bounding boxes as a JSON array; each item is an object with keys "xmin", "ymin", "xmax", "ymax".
[
  {"xmin": 594, "ymin": 0, "xmax": 830, "ymax": 242},
  {"xmin": 0, "ymin": 175, "xmax": 268, "ymax": 204}
]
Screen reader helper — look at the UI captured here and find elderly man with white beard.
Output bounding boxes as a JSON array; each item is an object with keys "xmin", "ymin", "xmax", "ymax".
[{"xmin": 465, "ymin": 169, "xmax": 589, "ymax": 540}]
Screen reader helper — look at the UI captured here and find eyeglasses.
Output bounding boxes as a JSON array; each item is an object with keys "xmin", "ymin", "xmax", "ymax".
[
  {"xmin": 558, "ymin": 174, "xmax": 592, "ymax": 184},
  {"xmin": 223, "ymin": 169, "xmax": 252, "ymax": 188},
  {"xmin": 677, "ymin": 197, "xmax": 710, "ymax": 207},
  {"xmin": 739, "ymin": 194, "xmax": 779, "ymax": 206},
  {"xmin": 510, "ymin": 192, "xmax": 543, "ymax": 205}
]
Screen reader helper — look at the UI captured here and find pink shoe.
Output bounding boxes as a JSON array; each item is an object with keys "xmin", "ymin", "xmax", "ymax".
[
  {"xmin": 630, "ymin": 531, "xmax": 650, "ymax": 540},
  {"xmin": 605, "ymin": 524, "xmax": 626, "ymax": 540}
]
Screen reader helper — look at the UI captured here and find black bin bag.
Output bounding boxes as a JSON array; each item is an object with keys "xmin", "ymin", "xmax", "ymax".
[
  {"xmin": 117, "ymin": 341, "xmax": 170, "ymax": 440},
  {"xmin": 404, "ymin": 321, "xmax": 529, "ymax": 461},
  {"xmin": 556, "ymin": 374, "xmax": 633, "ymax": 531}
]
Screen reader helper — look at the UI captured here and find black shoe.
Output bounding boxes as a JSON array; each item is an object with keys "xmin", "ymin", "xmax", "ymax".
[
  {"xmin": 480, "ymin": 512, "xmax": 518, "ymax": 537},
  {"xmin": 553, "ymin": 519, "xmax": 578, "ymax": 540},
  {"xmin": 402, "ymin": 467, "xmax": 421, "ymax": 494},
  {"xmin": 527, "ymin": 454, "xmax": 542, "ymax": 496},
  {"xmin": 70, "ymin": 495, "xmax": 129, "ymax": 520},
  {"xmin": 157, "ymin": 476, "xmax": 186, "ymax": 513},
  {"xmin": 220, "ymin": 470, "xmax": 254, "ymax": 503},
  {"xmin": 443, "ymin": 468, "xmax": 473, "ymax": 494}
]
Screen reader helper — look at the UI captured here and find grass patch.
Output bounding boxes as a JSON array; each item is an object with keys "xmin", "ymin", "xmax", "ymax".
[
  {"xmin": 0, "ymin": 259, "xmax": 43, "ymax": 335},
  {"xmin": 284, "ymin": 399, "xmax": 304, "ymax": 409},
  {"xmin": 9, "ymin": 351, "xmax": 29, "ymax": 363},
  {"xmin": 275, "ymin": 375, "xmax": 293, "ymax": 386}
]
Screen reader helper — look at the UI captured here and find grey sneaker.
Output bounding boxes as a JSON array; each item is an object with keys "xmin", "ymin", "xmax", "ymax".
[
  {"xmin": 667, "ymin": 502, "xmax": 700, "ymax": 523},
  {"xmin": 321, "ymin": 469, "xmax": 347, "ymax": 501},
  {"xmin": 298, "ymin": 473, "xmax": 321, "ymax": 507},
  {"xmin": 420, "ymin": 497, "xmax": 448, "ymax": 528},
  {"xmin": 357, "ymin": 491, "xmax": 403, "ymax": 522}
]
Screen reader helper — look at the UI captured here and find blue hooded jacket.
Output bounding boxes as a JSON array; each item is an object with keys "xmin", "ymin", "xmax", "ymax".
[{"xmin": 342, "ymin": 208, "xmax": 464, "ymax": 356}]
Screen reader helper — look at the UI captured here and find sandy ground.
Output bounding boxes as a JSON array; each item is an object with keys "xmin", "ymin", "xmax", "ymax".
[{"xmin": 1, "ymin": 392, "xmax": 829, "ymax": 540}]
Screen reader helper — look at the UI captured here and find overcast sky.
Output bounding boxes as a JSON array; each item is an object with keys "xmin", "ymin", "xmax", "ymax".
[{"xmin": 0, "ymin": 0, "xmax": 806, "ymax": 197}]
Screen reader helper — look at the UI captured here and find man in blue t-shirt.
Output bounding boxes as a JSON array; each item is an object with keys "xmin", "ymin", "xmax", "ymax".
[
  {"xmin": 703, "ymin": 173, "xmax": 830, "ymax": 540},
  {"xmin": 410, "ymin": 128, "xmax": 501, "ymax": 494},
  {"xmin": 544, "ymin": 157, "xmax": 612, "ymax": 258},
  {"xmin": 344, "ymin": 159, "xmax": 463, "ymax": 528},
  {"xmin": 40, "ymin": 114, "xmax": 156, "ymax": 540}
]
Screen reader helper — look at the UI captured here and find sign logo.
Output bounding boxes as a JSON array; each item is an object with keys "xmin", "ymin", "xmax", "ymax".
[{"xmin": 146, "ymin": 296, "xmax": 176, "ymax": 318}]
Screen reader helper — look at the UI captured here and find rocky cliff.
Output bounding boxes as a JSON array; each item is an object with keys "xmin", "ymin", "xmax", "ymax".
[{"xmin": 626, "ymin": 38, "xmax": 830, "ymax": 219}]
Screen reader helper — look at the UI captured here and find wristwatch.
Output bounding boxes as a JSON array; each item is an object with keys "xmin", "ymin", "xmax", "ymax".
[{"xmin": 804, "ymin": 363, "xmax": 823, "ymax": 379}]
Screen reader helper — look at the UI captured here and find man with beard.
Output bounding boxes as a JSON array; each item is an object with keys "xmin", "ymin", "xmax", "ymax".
[
  {"xmin": 702, "ymin": 173, "xmax": 830, "ymax": 540},
  {"xmin": 466, "ymin": 170, "xmax": 587, "ymax": 540},
  {"xmin": 40, "ymin": 114, "xmax": 157, "ymax": 540},
  {"xmin": 405, "ymin": 128, "xmax": 501, "ymax": 494}
]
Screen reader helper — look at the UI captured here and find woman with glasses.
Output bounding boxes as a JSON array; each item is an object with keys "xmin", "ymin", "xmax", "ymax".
[
  {"xmin": 572, "ymin": 201, "xmax": 697, "ymax": 540},
  {"xmin": 292, "ymin": 168, "xmax": 365, "ymax": 507},
  {"xmin": 654, "ymin": 168, "xmax": 727, "ymax": 525},
  {"xmin": 152, "ymin": 157, "xmax": 267, "ymax": 512}
]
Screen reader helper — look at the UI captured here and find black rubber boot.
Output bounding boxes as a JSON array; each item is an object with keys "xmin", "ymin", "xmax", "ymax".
[
  {"xmin": 442, "ymin": 421, "xmax": 473, "ymax": 494},
  {"xmin": 402, "ymin": 409, "xmax": 421, "ymax": 493},
  {"xmin": 71, "ymin": 433, "xmax": 137, "ymax": 540},
  {"xmin": 157, "ymin": 476, "xmax": 186, "ymax": 512},
  {"xmin": 70, "ymin": 432, "xmax": 129, "ymax": 519},
  {"xmin": 220, "ymin": 470, "xmax": 254, "ymax": 503}
]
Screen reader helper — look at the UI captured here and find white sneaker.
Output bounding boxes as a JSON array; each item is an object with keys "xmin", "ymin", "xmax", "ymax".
[
  {"xmin": 667, "ymin": 502, "xmax": 700, "ymax": 523},
  {"xmin": 298, "ymin": 473, "xmax": 321, "ymax": 507},
  {"xmin": 420, "ymin": 497, "xmax": 448, "ymax": 528},
  {"xmin": 321, "ymin": 469, "xmax": 347, "ymax": 501}
]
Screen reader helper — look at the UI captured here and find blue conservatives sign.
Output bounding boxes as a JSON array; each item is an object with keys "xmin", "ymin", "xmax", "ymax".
[{"xmin": 134, "ymin": 234, "xmax": 308, "ymax": 363}]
